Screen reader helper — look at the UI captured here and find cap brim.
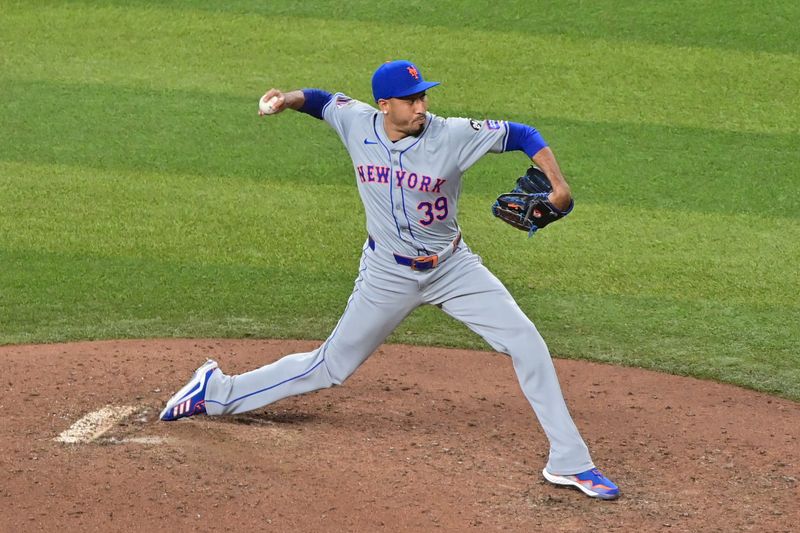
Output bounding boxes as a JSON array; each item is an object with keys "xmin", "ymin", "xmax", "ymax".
[{"xmin": 389, "ymin": 81, "xmax": 440, "ymax": 99}]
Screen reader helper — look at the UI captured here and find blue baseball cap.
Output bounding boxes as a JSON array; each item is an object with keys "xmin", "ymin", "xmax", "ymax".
[{"xmin": 371, "ymin": 60, "xmax": 440, "ymax": 102}]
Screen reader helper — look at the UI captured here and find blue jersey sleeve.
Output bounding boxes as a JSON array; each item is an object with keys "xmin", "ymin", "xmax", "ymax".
[
  {"xmin": 505, "ymin": 122, "xmax": 548, "ymax": 158},
  {"xmin": 299, "ymin": 89, "xmax": 333, "ymax": 120}
]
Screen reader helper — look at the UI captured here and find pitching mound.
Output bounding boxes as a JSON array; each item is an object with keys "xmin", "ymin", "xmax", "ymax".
[{"xmin": 1, "ymin": 339, "xmax": 798, "ymax": 532}]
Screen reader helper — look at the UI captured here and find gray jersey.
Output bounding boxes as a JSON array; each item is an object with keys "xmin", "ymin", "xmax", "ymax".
[{"xmin": 322, "ymin": 93, "xmax": 509, "ymax": 256}]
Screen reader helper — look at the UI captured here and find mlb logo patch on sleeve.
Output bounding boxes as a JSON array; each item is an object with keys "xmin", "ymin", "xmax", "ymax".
[{"xmin": 336, "ymin": 95, "xmax": 353, "ymax": 108}]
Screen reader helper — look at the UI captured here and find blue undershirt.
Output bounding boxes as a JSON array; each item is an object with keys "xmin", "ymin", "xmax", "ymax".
[
  {"xmin": 299, "ymin": 88, "xmax": 547, "ymax": 159},
  {"xmin": 300, "ymin": 89, "xmax": 333, "ymax": 119},
  {"xmin": 505, "ymin": 122, "xmax": 548, "ymax": 158}
]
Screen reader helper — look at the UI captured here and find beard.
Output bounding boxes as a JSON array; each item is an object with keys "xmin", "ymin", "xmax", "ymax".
[{"xmin": 409, "ymin": 115, "xmax": 426, "ymax": 136}]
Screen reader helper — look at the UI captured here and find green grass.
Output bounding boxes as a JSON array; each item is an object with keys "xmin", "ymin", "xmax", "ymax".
[{"xmin": 1, "ymin": 2, "xmax": 798, "ymax": 399}]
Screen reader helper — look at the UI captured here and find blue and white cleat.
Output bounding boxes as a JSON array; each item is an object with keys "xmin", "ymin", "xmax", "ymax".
[
  {"xmin": 159, "ymin": 359, "xmax": 219, "ymax": 421},
  {"xmin": 542, "ymin": 467, "xmax": 621, "ymax": 500}
]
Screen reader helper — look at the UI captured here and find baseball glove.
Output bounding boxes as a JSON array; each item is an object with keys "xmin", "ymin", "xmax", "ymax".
[{"xmin": 491, "ymin": 166, "xmax": 574, "ymax": 236}]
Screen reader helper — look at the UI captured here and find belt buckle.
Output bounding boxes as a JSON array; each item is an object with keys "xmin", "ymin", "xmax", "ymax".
[{"xmin": 410, "ymin": 255, "xmax": 438, "ymax": 271}]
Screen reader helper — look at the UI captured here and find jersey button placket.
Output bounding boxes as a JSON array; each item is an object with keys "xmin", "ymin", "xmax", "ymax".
[{"xmin": 392, "ymin": 154, "xmax": 406, "ymax": 225}]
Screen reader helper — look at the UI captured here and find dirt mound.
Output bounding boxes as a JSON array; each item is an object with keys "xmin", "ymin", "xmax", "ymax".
[{"xmin": 1, "ymin": 339, "xmax": 798, "ymax": 532}]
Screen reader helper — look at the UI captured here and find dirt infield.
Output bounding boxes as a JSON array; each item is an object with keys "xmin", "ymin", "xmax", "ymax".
[{"xmin": 1, "ymin": 339, "xmax": 798, "ymax": 532}]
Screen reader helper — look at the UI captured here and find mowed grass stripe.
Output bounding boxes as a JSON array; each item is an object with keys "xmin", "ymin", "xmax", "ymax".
[
  {"xmin": 0, "ymin": 162, "xmax": 363, "ymax": 267},
  {"xmin": 0, "ymin": 248, "xmax": 355, "ymax": 345},
  {"xmin": 2, "ymin": 5, "xmax": 798, "ymax": 134},
  {"xmin": 2, "ymin": 78, "xmax": 798, "ymax": 219},
  {"xmin": 2, "ymin": 161, "xmax": 797, "ymax": 307},
  {"xmin": 460, "ymin": 196, "xmax": 800, "ymax": 307},
  {"xmin": 528, "ymin": 290, "xmax": 800, "ymax": 399},
  {"xmin": 26, "ymin": 0, "xmax": 800, "ymax": 56},
  {"xmin": 2, "ymin": 247, "xmax": 797, "ymax": 399}
]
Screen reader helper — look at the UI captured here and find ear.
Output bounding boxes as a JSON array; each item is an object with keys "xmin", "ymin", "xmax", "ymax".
[{"xmin": 377, "ymin": 99, "xmax": 390, "ymax": 114}]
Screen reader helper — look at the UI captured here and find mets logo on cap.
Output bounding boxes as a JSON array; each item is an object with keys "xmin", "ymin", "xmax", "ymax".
[{"xmin": 371, "ymin": 60, "xmax": 441, "ymax": 102}]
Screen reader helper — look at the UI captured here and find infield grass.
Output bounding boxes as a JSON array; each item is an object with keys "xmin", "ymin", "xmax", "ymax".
[{"xmin": 1, "ymin": 1, "xmax": 799, "ymax": 399}]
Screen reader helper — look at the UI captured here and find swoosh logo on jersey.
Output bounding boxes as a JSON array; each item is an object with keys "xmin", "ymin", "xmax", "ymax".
[{"xmin": 363, "ymin": 139, "xmax": 378, "ymax": 145}]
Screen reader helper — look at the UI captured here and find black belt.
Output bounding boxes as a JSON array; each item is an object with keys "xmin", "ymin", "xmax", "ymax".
[{"xmin": 368, "ymin": 234, "xmax": 462, "ymax": 271}]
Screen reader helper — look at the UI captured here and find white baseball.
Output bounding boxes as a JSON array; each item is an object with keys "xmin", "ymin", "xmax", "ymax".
[{"xmin": 259, "ymin": 95, "xmax": 279, "ymax": 115}]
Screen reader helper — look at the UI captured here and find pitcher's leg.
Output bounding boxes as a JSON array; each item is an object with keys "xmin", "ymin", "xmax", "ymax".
[
  {"xmin": 206, "ymin": 253, "xmax": 420, "ymax": 415},
  {"xmin": 205, "ymin": 347, "xmax": 331, "ymax": 415},
  {"xmin": 430, "ymin": 252, "xmax": 593, "ymax": 474}
]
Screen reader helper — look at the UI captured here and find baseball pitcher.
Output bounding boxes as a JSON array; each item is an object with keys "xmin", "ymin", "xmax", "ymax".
[{"xmin": 159, "ymin": 60, "xmax": 620, "ymax": 500}]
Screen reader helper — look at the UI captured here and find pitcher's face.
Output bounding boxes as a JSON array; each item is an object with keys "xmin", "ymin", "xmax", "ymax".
[{"xmin": 380, "ymin": 92, "xmax": 428, "ymax": 138}]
